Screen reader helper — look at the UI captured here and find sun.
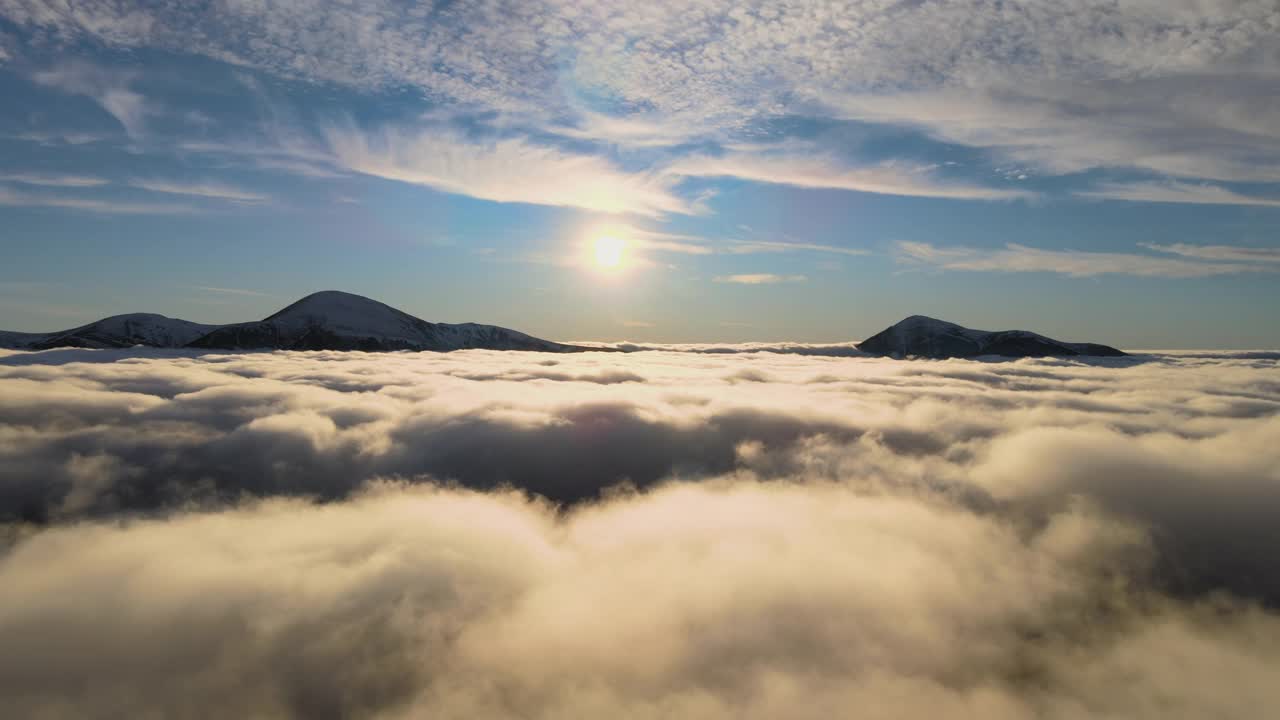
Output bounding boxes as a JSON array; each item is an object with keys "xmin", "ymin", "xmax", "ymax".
[{"xmin": 593, "ymin": 235, "xmax": 626, "ymax": 269}]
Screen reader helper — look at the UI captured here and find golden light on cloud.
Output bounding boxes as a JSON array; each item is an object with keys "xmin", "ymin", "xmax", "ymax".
[{"xmin": 593, "ymin": 235, "xmax": 626, "ymax": 269}]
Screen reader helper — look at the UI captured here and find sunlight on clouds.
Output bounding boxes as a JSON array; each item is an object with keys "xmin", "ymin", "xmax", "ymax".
[
  {"xmin": 0, "ymin": 347, "xmax": 1278, "ymax": 718},
  {"xmin": 5, "ymin": 0, "xmax": 1280, "ymax": 189},
  {"xmin": 571, "ymin": 223, "xmax": 686, "ymax": 276},
  {"xmin": 324, "ymin": 124, "xmax": 696, "ymax": 217},
  {"xmin": 714, "ymin": 273, "xmax": 807, "ymax": 285}
]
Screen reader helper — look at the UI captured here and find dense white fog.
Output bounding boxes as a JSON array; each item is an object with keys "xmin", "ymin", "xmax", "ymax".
[{"xmin": 1, "ymin": 346, "xmax": 1278, "ymax": 718}]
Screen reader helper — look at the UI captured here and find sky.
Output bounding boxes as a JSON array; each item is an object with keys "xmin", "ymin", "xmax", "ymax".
[{"xmin": 0, "ymin": 1, "xmax": 1278, "ymax": 347}]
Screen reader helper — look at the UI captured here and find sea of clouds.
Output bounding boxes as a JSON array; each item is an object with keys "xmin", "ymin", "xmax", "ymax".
[{"xmin": 1, "ymin": 346, "xmax": 1278, "ymax": 718}]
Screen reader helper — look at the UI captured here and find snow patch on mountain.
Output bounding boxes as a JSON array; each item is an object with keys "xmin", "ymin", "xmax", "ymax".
[
  {"xmin": 188, "ymin": 291, "xmax": 587, "ymax": 352},
  {"xmin": 0, "ymin": 314, "xmax": 219, "ymax": 350}
]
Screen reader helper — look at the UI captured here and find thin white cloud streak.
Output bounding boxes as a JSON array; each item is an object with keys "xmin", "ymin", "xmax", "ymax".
[
  {"xmin": 129, "ymin": 179, "xmax": 270, "ymax": 203},
  {"xmin": 325, "ymin": 125, "xmax": 696, "ymax": 217},
  {"xmin": 0, "ymin": 348, "xmax": 1278, "ymax": 717},
  {"xmin": 666, "ymin": 153, "xmax": 1034, "ymax": 201},
  {"xmin": 592, "ymin": 226, "xmax": 867, "ymax": 259},
  {"xmin": 1142, "ymin": 243, "xmax": 1280, "ymax": 264},
  {"xmin": 635, "ymin": 238, "xmax": 713, "ymax": 255},
  {"xmin": 714, "ymin": 273, "xmax": 807, "ymax": 284},
  {"xmin": 31, "ymin": 61, "xmax": 149, "ymax": 138},
  {"xmin": 727, "ymin": 239, "xmax": 870, "ymax": 256},
  {"xmin": 1077, "ymin": 181, "xmax": 1280, "ymax": 207},
  {"xmin": 549, "ymin": 109, "xmax": 705, "ymax": 148},
  {"xmin": 6, "ymin": 130, "xmax": 106, "ymax": 146},
  {"xmin": 194, "ymin": 286, "xmax": 271, "ymax": 297},
  {"xmin": 896, "ymin": 241, "xmax": 1280, "ymax": 279},
  {"xmin": 607, "ymin": 226, "xmax": 715, "ymax": 256},
  {"xmin": 0, "ymin": 172, "xmax": 108, "ymax": 187},
  {"xmin": 0, "ymin": 186, "xmax": 196, "ymax": 215},
  {"xmin": 176, "ymin": 141, "xmax": 348, "ymax": 180}
]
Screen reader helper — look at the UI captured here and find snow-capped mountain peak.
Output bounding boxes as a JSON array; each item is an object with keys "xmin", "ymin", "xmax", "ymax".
[
  {"xmin": 0, "ymin": 313, "xmax": 219, "ymax": 350},
  {"xmin": 262, "ymin": 291, "xmax": 442, "ymax": 345},
  {"xmin": 1, "ymin": 290, "xmax": 593, "ymax": 353},
  {"xmin": 187, "ymin": 290, "xmax": 586, "ymax": 352}
]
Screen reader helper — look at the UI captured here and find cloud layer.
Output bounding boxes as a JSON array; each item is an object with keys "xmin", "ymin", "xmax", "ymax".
[
  {"xmin": 1, "ymin": 346, "xmax": 1278, "ymax": 718},
  {"xmin": 6, "ymin": 0, "xmax": 1280, "ymax": 187}
]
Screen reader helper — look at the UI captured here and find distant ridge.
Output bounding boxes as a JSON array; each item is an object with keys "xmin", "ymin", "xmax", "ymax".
[
  {"xmin": 0, "ymin": 291, "xmax": 596, "ymax": 353},
  {"xmin": 1, "ymin": 302, "xmax": 1127, "ymax": 358},
  {"xmin": 857, "ymin": 315, "xmax": 1125, "ymax": 359},
  {"xmin": 0, "ymin": 313, "xmax": 218, "ymax": 351}
]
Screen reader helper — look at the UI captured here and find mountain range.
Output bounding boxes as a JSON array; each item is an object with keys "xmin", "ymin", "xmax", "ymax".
[
  {"xmin": 0, "ymin": 291, "xmax": 591, "ymax": 353},
  {"xmin": 0, "ymin": 294, "xmax": 1126, "ymax": 358}
]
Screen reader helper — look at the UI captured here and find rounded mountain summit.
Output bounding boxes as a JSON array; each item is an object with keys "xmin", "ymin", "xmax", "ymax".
[
  {"xmin": 0, "ymin": 291, "xmax": 592, "ymax": 353},
  {"xmin": 856, "ymin": 315, "xmax": 1126, "ymax": 359}
]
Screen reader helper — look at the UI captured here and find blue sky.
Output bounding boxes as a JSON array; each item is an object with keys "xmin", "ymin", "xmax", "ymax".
[{"xmin": 0, "ymin": 1, "xmax": 1278, "ymax": 347}]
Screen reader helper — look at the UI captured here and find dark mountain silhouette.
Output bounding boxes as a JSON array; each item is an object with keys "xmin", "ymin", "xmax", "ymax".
[{"xmin": 858, "ymin": 315, "xmax": 1125, "ymax": 358}]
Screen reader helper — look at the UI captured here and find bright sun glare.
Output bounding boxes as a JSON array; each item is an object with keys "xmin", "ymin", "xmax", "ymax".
[{"xmin": 593, "ymin": 235, "xmax": 626, "ymax": 269}]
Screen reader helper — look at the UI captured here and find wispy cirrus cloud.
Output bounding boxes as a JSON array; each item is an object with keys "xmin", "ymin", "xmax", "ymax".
[
  {"xmin": 666, "ymin": 152, "xmax": 1034, "ymax": 201},
  {"xmin": 549, "ymin": 109, "xmax": 705, "ymax": 148},
  {"xmin": 326, "ymin": 124, "xmax": 696, "ymax": 217},
  {"xmin": 129, "ymin": 179, "xmax": 270, "ymax": 203},
  {"xmin": 0, "ymin": 172, "xmax": 108, "ymax": 187},
  {"xmin": 5, "ymin": 130, "xmax": 107, "ymax": 146},
  {"xmin": 0, "ymin": 186, "xmax": 195, "ymax": 215},
  {"xmin": 31, "ymin": 61, "xmax": 150, "ymax": 138},
  {"xmin": 597, "ymin": 225, "xmax": 868, "ymax": 259},
  {"xmin": 714, "ymin": 273, "xmax": 807, "ymax": 285},
  {"xmin": 830, "ymin": 84, "xmax": 1280, "ymax": 186},
  {"xmin": 1077, "ymin": 181, "xmax": 1280, "ymax": 208},
  {"xmin": 896, "ymin": 240, "xmax": 1279, "ymax": 279},
  {"xmin": 176, "ymin": 141, "xmax": 347, "ymax": 180},
  {"xmin": 595, "ymin": 226, "xmax": 714, "ymax": 256},
  {"xmin": 1142, "ymin": 243, "xmax": 1280, "ymax": 264},
  {"xmin": 727, "ymin": 239, "xmax": 870, "ymax": 257},
  {"xmin": 194, "ymin": 286, "xmax": 272, "ymax": 297}
]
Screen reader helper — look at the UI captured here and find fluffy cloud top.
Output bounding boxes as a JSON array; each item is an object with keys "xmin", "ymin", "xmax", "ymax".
[{"xmin": 1, "ymin": 346, "xmax": 1278, "ymax": 718}]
